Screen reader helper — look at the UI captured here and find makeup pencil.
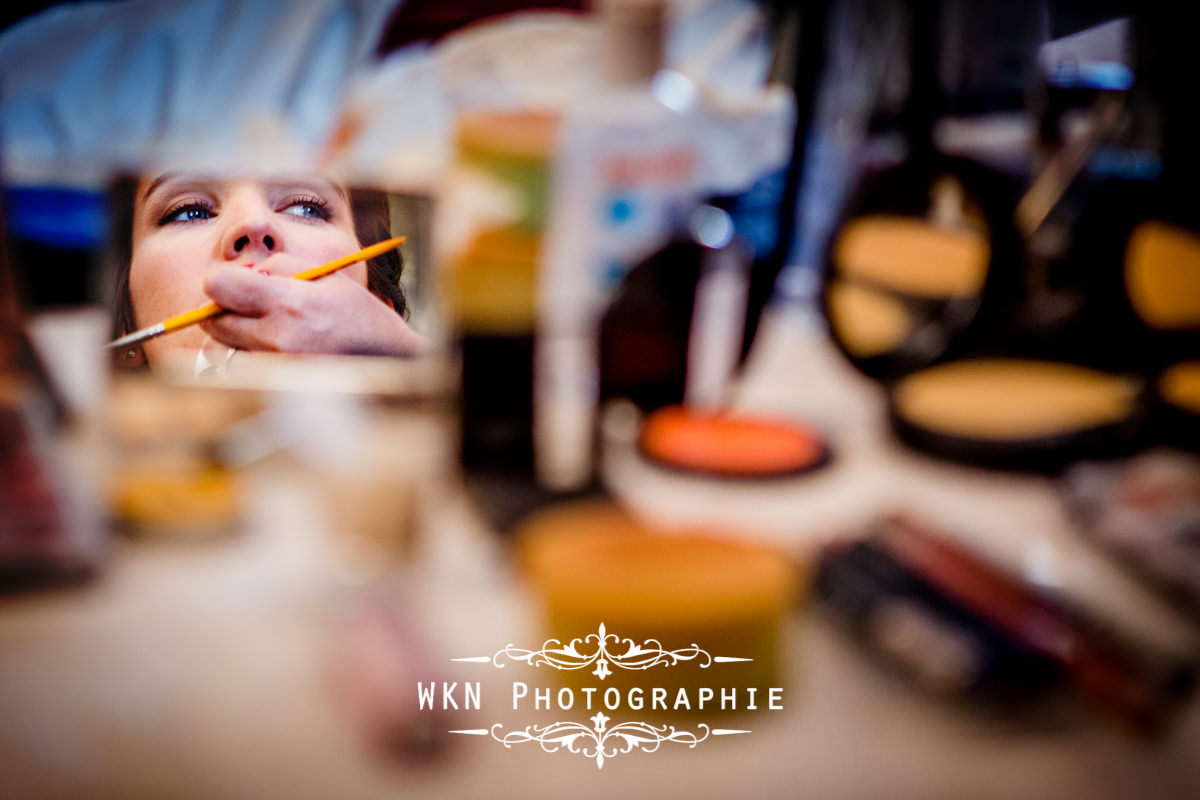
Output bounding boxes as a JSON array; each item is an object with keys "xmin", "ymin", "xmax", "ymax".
[{"xmin": 106, "ymin": 236, "xmax": 406, "ymax": 350}]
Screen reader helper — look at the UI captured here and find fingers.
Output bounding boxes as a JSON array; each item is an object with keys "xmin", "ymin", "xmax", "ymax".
[
  {"xmin": 200, "ymin": 267, "xmax": 292, "ymax": 350},
  {"xmin": 202, "ymin": 265, "xmax": 281, "ymax": 316},
  {"xmin": 198, "ymin": 266, "xmax": 424, "ymax": 357},
  {"xmin": 201, "ymin": 271, "xmax": 337, "ymax": 352},
  {"xmin": 199, "ymin": 312, "xmax": 277, "ymax": 352}
]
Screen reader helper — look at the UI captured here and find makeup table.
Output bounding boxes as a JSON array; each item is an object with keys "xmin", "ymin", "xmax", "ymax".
[{"xmin": 1, "ymin": 305, "xmax": 1199, "ymax": 800}]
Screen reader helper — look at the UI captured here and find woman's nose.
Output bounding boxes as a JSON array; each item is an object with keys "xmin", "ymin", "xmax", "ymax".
[{"xmin": 221, "ymin": 209, "xmax": 283, "ymax": 262}]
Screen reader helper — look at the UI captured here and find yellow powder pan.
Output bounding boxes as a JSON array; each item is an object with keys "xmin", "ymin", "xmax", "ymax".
[
  {"xmin": 889, "ymin": 358, "xmax": 1148, "ymax": 470},
  {"xmin": 1124, "ymin": 220, "xmax": 1200, "ymax": 338},
  {"xmin": 822, "ymin": 276, "xmax": 983, "ymax": 378}
]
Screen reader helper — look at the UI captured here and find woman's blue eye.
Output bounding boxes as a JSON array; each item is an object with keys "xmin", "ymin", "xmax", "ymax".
[
  {"xmin": 160, "ymin": 203, "xmax": 214, "ymax": 225},
  {"xmin": 282, "ymin": 197, "xmax": 330, "ymax": 220}
]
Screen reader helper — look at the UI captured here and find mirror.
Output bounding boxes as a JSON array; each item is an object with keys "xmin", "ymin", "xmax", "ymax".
[
  {"xmin": 2, "ymin": 171, "xmax": 440, "ymax": 394},
  {"xmin": 99, "ymin": 172, "xmax": 436, "ymax": 378}
]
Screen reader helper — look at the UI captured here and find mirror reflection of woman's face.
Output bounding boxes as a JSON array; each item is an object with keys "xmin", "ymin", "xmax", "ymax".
[{"xmin": 130, "ymin": 174, "xmax": 364, "ymax": 364}]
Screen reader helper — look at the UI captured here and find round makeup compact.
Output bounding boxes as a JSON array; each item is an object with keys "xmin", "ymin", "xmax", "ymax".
[
  {"xmin": 514, "ymin": 500, "xmax": 799, "ymax": 706},
  {"xmin": 638, "ymin": 405, "xmax": 828, "ymax": 478},
  {"xmin": 890, "ymin": 359, "xmax": 1145, "ymax": 469},
  {"xmin": 820, "ymin": 161, "xmax": 1024, "ymax": 383}
]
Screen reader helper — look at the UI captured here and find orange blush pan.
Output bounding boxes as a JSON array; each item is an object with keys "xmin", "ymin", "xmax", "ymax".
[{"xmin": 638, "ymin": 405, "xmax": 829, "ymax": 478}]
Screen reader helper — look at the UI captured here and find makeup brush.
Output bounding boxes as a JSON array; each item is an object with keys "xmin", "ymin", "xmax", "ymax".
[{"xmin": 106, "ymin": 236, "xmax": 406, "ymax": 350}]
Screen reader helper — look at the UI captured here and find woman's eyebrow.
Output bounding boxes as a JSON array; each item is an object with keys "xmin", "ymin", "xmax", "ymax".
[
  {"xmin": 140, "ymin": 172, "xmax": 216, "ymax": 204},
  {"xmin": 140, "ymin": 172, "xmax": 184, "ymax": 203}
]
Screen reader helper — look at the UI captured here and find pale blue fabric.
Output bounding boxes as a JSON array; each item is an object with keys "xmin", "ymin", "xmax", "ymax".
[{"xmin": 0, "ymin": 0, "xmax": 399, "ymax": 181}]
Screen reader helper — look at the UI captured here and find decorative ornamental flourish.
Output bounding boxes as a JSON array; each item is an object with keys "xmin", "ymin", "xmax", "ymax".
[
  {"xmin": 471, "ymin": 713, "xmax": 749, "ymax": 770},
  {"xmin": 453, "ymin": 622, "xmax": 750, "ymax": 680}
]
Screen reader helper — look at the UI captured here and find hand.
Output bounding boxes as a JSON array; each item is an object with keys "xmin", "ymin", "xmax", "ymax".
[{"xmin": 197, "ymin": 258, "xmax": 426, "ymax": 357}]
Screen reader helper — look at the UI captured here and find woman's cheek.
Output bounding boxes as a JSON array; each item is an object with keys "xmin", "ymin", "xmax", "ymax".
[
  {"xmin": 131, "ymin": 246, "xmax": 210, "ymax": 365},
  {"xmin": 129, "ymin": 238, "xmax": 210, "ymax": 327},
  {"xmin": 288, "ymin": 229, "xmax": 369, "ymax": 285},
  {"xmin": 346, "ymin": 261, "xmax": 369, "ymax": 287}
]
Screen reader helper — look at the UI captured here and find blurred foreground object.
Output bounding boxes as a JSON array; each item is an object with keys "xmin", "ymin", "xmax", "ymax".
[
  {"xmin": 445, "ymin": 110, "xmax": 573, "ymax": 528},
  {"xmin": 816, "ymin": 515, "xmax": 1197, "ymax": 734},
  {"xmin": 1062, "ymin": 452, "xmax": 1200, "ymax": 616},
  {"xmin": 0, "ymin": 370, "xmax": 99, "ymax": 590},
  {"xmin": 540, "ymin": 0, "xmax": 795, "ymax": 490},
  {"xmin": 329, "ymin": 591, "xmax": 455, "ymax": 764},
  {"xmin": 0, "ymin": 167, "xmax": 106, "ymax": 591},
  {"xmin": 0, "ymin": 0, "xmax": 396, "ymax": 181},
  {"xmin": 104, "ymin": 377, "xmax": 258, "ymax": 540},
  {"xmin": 514, "ymin": 498, "xmax": 800, "ymax": 709}
]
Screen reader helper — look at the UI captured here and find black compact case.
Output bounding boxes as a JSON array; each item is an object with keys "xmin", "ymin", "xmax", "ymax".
[{"xmin": 819, "ymin": 155, "xmax": 1027, "ymax": 382}]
